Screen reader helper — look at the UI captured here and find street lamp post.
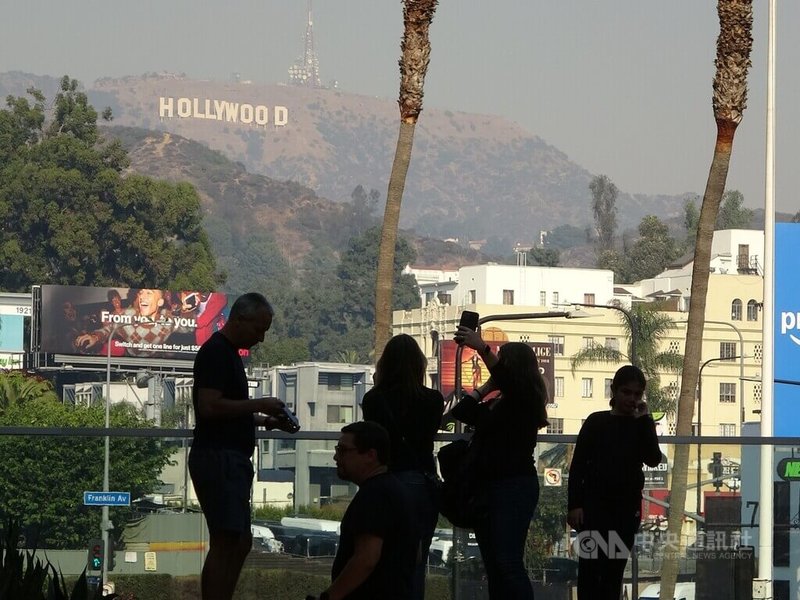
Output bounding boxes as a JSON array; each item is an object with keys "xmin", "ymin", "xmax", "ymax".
[
  {"xmin": 102, "ymin": 324, "xmax": 120, "ymax": 587},
  {"xmin": 696, "ymin": 355, "xmax": 743, "ymax": 514},
  {"xmin": 561, "ymin": 302, "xmax": 638, "ymax": 367},
  {"xmin": 677, "ymin": 320, "xmax": 746, "ymax": 426}
]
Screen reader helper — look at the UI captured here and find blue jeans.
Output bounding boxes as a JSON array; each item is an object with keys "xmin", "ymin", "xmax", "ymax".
[
  {"xmin": 393, "ymin": 470, "xmax": 439, "ymax": 600},
  {"xmin": 473, "ymin": 474, "xmax": 539, "ymax": 600}
]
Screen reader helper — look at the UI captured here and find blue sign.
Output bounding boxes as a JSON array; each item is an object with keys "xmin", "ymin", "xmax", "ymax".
[
  {"xmin": 83, "ymin": 491, "xmax": 131, "ymax": 506},
  {"xmin": 774, "ymin": 223, "xmax": 800, "ymax": 435}
]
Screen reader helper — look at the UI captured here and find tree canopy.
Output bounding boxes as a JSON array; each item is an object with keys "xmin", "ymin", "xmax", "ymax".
[
  {"xmin": 0, "ymin": 372, "xmax": 172, "ymax": 548},
  {"xmin": 0, "ymin": 77, "xmax": 218, "ymax": 291}
]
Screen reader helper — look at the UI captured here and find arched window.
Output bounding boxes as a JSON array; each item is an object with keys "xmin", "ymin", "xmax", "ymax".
[
  {"xmin": 731, "ymin": 299, "xmax": 743, "ymax": 321},
  {"xmin": 747, "ymin": 299, "xmax": 759, "ymax": 322}
]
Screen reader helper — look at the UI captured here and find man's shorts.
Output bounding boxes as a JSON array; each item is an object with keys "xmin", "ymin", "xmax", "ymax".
[{"xmin": 188, "ymin": 446, "xmax": 254, "ymax": 535}]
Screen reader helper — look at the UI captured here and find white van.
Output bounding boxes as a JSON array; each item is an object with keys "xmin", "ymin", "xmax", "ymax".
[{"xmin": 637, "ymin": 582, "xmax": 695, "ymax": 600}]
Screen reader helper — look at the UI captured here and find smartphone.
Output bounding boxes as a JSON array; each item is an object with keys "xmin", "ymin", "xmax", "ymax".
[{"xmin": 459, "ymin": 310, "xmax": 480, "ymax": 331}]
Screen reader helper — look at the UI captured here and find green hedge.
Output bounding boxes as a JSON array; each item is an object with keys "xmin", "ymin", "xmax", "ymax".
[{"xmin": 111, "ymin": 570, "xmax": 452, "ymax": 600}]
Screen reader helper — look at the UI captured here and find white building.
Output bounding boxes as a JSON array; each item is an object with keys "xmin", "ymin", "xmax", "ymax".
[
  {"xmin": 409, "ymin": 263, "xmax": 615, "ymax": 309},
  {"xmin": 618, "ymin": 229, "xmax": 764, "ymax": 309}
]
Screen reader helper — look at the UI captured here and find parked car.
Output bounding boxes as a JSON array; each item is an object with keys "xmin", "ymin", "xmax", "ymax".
[{"xmin": 637, "ymin": 582, "xmax": 695, "ymax": 600}]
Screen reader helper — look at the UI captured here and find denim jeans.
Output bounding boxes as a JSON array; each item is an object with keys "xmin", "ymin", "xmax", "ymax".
[
  {"xmin": 393, "ymin": 470, "xmax": 440, "ymax": 600},
  {"xmin": 473, "ymin": 473, "xmax": 539, "ymax": 600}
]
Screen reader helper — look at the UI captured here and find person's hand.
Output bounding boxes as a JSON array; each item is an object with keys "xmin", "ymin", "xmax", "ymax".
[
  {"xmin": 634, "ymin": 400, "xmax": 650, "ymax": 418},
  {"xmin": 454, "ymin": 325, "xmax": 485, "ymax": 351},
  {"xmin": 75, "ymin": 333, "xmax": 99, "ymax": 350},
  {"xmin": 257, "ymin": 397, "xmax": 285, "ymax": 416},
  {"xmin": 567, "ymin": 508, "xmax": 584, "ymax": 531},
  {"xmin": 475, "ymin": 377, "xmax": 498, "ymax": 399}
]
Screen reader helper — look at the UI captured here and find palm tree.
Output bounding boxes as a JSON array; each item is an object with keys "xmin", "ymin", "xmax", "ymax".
[
  {"xmin": 0, "ymin": 371, "xmax": 59, "ymax": 410},
  {"xmin": 660, "ymin": 2, "xmax": 752, "ymax": 598},
  {"xmin": 373, "ymin": 0, "xmax": 438, "ymax": 360},
  {"xmin": 570, "ymin": 304, "xmax": 682, "ymax": 414}
]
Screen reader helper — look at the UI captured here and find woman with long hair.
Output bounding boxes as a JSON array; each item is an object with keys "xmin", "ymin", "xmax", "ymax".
[
  {"xmin": 567, "ymin": 364, "xmax": 661, "ymax": 600},
  {"xmin": 452, "ymin": 327, "xmax": 549, "ymax": 599},
  {"xmin": 361, "ymin": 334, "xmax": 444, "ymax": 599}
]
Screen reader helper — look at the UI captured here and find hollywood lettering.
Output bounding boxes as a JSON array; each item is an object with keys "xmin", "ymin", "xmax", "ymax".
[{"xmin": 158, "ymin": 97, "xmax": 289, "ymax": 127}]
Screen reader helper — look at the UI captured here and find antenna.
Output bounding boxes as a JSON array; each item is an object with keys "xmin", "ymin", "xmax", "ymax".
[{"xmin": 288, "ymin": 0, "xmax": 322, "ymax": 88}]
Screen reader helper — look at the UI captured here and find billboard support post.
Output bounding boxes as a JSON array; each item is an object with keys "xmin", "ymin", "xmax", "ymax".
[{"xmin": 101, "ymin": 323, "xmax": 119, "ymax": 587}]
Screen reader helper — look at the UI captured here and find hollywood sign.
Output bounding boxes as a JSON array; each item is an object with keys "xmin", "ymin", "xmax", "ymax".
[{"xmin": 158, "ymin": 96, "xmax": 289, "ymax": 126}]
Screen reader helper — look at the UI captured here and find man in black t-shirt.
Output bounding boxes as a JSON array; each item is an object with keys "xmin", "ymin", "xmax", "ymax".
[
  {"xmin": 309, "ymin": 421, "xmax": 418, "ymax": 600},
  {"xmin": 188, "ymin": 292, "xmax": 296, "ymax": 600}
]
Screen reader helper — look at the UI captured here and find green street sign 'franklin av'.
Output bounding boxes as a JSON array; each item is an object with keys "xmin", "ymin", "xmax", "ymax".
[{"xmin": 777, "ymin": 458, "xmax": 800, "ymax": 481}]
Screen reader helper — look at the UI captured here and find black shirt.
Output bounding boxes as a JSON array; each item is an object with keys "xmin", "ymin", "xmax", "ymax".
[
  {"xmin": 191, "ymin": 332, "xmax": 254, "ymax": 455},
  {"xmin": 332, "ymin": 473, "xmax": 418, "ymax": 599},
  {"xmin": 361, "ymin": 386, "xmax": 444, "ymax": 474},
  {"xmin": 451, "ymin": 361, "xmax": 541, "ymax": 480},
  {"xmin": 568, "ymin": 410, "xmax": 662, "ymax": 510}
]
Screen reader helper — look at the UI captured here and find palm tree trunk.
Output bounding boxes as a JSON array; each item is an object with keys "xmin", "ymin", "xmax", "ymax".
[
  {"xmin": 373, "ymin": 0, "xmax": 437, "ymax": 360},
  {"xmin": 660, "ymin": 2, "xmax": 751, "ymax": 597},
  {"xmin": 375, "ymin": 121, "xmax": 416, "ymax": 353}
]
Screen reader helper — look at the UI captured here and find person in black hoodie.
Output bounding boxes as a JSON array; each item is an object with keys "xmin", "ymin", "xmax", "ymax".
[
  {"xmin": 362, "ymin": 334, "xmax": 444, "ymax": 599},
  {"xmin": 567, "ymin": 364, "xmax": 662, "ymax": 600},
  {"xmin": 452, "ymin": 327, "xmax": 549, "ymax": 600}
]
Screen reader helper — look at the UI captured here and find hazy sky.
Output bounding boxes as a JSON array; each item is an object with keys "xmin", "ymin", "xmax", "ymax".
[{"xmin": 1, "ymin": 1, "xmax": 797, "ymax": 213}]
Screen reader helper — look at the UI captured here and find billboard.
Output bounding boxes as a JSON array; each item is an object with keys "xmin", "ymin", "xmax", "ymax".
[
  {"xmin": 775, "ymin": 223, "xmax": 800, "ymax": 435},
  {"xmin": 438, "ymin": 337, "xmax": 555, "ymax": 405},
  {"xmin": 40, "ymin": 285, "xmax": 228, "ymax": 359}
]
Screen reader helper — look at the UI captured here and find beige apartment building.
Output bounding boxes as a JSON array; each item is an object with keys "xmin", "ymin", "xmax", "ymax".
[{"xmin": 395, "ymin": 234, "xmax": 764, "ymax": 518}]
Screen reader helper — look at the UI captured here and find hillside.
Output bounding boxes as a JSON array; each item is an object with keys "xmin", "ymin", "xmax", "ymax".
[
  {"xmin": 0, "ymin": 71, "xmax": 693, "ymax": 264},
  {"xmin": 86, "ymin": 74, "xmax": 685, "ymax": 243},
  {"xmin": 107, "ymin": 126, "xmax": 490, "ymax": 273}
]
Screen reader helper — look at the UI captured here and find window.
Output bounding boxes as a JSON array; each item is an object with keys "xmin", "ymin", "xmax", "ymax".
[
  {"xmin": 502, "ymin": 289, "xmax": 514, "ymax": 305},
  {"xmin": 425, "ymin": 292, "xmax": 435, "ymax": 305},
  {"xmin": 737, "ymin": 244, "xmax": 750, "ymax": 270},
  {"xmin": 747, "ymin": 299, "xmax": 759, "ymax": 321},
  {"xmin": 320, "ymin": 373, "xmax": 354, "ymax": 390},
  {"xmin": 584, "ymin": 293, "xmax": 595, "ymax": 305},
  {"xmin": 731, "ymin": 298, "xmax": 742, "ymax": 321},
  {"xmin": 327, "ymin": 405, "xmax": 354, "ymax": 424},
  {"xmin": 605, "ymin": 337, "xmax": 619, "ymax": 352},
  {"xmin": 719, "ymin": 423, "xmax": 736, "ymax": 437},
  {"xmin": 719, "ymin": 342, "xmax": 737, "ymax": 361},
  {"xmin": 547, "ymin": 418, "xmax": 564, "ymax": 434},
  {"xmin": 468, "ymin": 289, "xmax": 476, "ymax": 304},
  {"xmin": 553, "ymin": 291, "xmax": 559, "ymax": 305},
  {"xmin": 548, "ymin": 335, "xmax": 565, "ymax": 355},
  {"xmin": 604, "ymin": 378, "xmax": 613, "ymax": 399},
  {"xmin": 554, "ymin": 377, "xmax": 564, "ymax": 398},
  {"xmin": 540, "ymin": 291, "xmax": 547, "ymax": 306},
  {"xmin": 719, "ymin": 382, "xmax": 736, "ymax": 403},
  {"xmin": 438, "ymin": 292, "xmax": 451, "ymax": 305},
  {"xmin": 581, "ymin": 378, "xmax": 593, "ymax": 398},
  {"xmin": 582, "ymin": 336, "xmax": 594, "ymax": 349}
]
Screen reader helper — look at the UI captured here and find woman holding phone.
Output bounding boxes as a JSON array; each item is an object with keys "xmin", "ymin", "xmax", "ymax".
[
  {"xmin": 567, "ymin": 364, "xmax": 662, "ymax": 600},
  {"xmin": 452, "ymin": 325, "xmax": 549, "ymax": 600}
]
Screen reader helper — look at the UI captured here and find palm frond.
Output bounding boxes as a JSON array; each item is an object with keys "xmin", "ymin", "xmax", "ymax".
[{"xmin": 570, "ymin": 345, "xmax": 626, "ymax": 375}]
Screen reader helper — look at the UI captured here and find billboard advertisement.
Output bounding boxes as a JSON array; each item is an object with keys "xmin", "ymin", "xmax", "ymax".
[
  {"xmin": 438, "ymin": 336, "xmax": 555, "ymax": 406},
  {"xmin": 40, "ymin": 285, "xmax": 228, "ymax": 359},
  {"xmin": 775, "ymin": 223, "xmax": 800, "ymax": 435}
]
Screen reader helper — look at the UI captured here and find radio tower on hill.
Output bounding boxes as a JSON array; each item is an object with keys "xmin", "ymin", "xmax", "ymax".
[{"xmin": 288, "ymin": 0, "xmax": 322, "ymax": 88}]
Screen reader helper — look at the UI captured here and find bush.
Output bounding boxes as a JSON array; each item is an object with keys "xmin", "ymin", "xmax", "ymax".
[{"xmin": 110, "ymin": 574, "xmax": 173, "ymax": 600}]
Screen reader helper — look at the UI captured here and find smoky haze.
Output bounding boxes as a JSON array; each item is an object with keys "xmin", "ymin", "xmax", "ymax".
[{"xmin": 0, "ymin": 0, "xmax": 797, "ymax": 214}]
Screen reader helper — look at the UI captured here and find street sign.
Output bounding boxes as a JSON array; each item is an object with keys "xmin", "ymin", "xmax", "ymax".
[
  {"xmin": 543, "ymin": 468, "xmax": 562, "ymax": 486},
  {"xmin": 83, "ymin": 492, "xmax": 131, "ymax": 506}
]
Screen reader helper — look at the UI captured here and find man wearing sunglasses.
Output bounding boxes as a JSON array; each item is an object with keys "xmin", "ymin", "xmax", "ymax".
[{"xmin": 310, "ymin": 421, "xmax": 418, "ymax": 600}]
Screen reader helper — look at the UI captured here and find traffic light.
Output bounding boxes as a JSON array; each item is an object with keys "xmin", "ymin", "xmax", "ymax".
[
  {"xmin": 711, "ymin": 452, "xmax": 723, "ymax": 490},
  {"xmin": 88, "ymin": 539, "xmax": 104, "ymax": 571}
]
